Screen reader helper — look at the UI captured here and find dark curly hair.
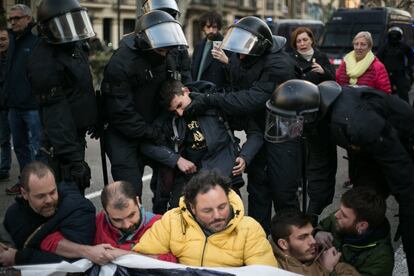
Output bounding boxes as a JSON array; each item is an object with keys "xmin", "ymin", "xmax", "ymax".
[
  {"xmin": 184, "ymin": 170, "xmax": 231, "ymax": 207},
  {"xmin": 271, "ymin": 209, "xmax": 312, "ymax": 242},
  {"xmin": 341, "ymin": 186, "xmax": 386, "ymax": 229},
  {"xmin": 199, "ymin": 11, "xmax": 222, "ymax": 30}
]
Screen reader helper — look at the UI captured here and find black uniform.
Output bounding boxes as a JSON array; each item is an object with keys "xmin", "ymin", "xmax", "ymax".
[
  {"xmin": 327, "ymin": 86, "xmax": 414, "ymax": 274},
  {"xmin": 291, "ymin": 48, "xmax": 337, "ymax": 219},
  {"xmin": 27, "ymin": 39, "xmax": 97, "ymax": 193},
  {"xmin": 377, "ymin": 39, "xmax": 414, "ymax": 102},
  {"xmin": 166, "ymin": 46, "xmax": 192, "ymax": 84},
  {"xmin": 101, "ymin": 34, "xmax": 170, "ymax": 196},
  {"xmin": 191, "ymin": 37, "xmax": 296, "ymax": 233}
]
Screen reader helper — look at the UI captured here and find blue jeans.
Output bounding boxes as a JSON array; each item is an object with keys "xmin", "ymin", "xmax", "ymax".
[
  {"xmin": 0, "ymin": 110, "xmax": 11, "ymax": 174},
  {"xmin": 8, "ymin": 109, "xmax": 42, "ymax": 171}
]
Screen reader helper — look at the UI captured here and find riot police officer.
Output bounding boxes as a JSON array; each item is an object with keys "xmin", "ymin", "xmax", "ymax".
[
  {"xmin": 27, "ymin": 0, "xmax": 97, "ymax": 194},
  {"xmin": 140, "ymin": 0, "xmax": 191, "ymax": 212},
  {"xmin": 141, "ymin": 0, "xmax": 191, "ymax": 84},
  {"xmin": 101, "ymin": 10, "xmax": 188, "ymax": 196},
  {"xmin": 185, "ymin": 16, "xmax": 296, "ymax": 233},
  {"xmin": 377, "ymin": 27, "xmax": 414, "ymax": 103},
  {"xmin": 266, "ymin": 79, "xmax": 414, "ymax": 275}
]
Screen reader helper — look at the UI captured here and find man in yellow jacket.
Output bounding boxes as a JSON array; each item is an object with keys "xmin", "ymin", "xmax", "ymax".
[{"xmin": 132, "ymin": 170, "xmax": 277, "ymax": 267}]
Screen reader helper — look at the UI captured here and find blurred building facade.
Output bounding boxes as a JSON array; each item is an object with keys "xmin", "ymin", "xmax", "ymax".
[{"xmin": 1, "ymin": 0, "xmax": 413, "ymax": 50}]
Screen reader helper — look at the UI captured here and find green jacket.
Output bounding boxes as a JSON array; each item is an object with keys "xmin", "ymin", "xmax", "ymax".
[{"xmin": 316, "ymin": 213, "xmax": 394, "ymax": 276}]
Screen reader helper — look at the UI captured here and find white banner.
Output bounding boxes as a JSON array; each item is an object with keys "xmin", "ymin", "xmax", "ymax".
[{"xmin": 14, "ymin": 254, "xmax": 301, "ymax": 276}]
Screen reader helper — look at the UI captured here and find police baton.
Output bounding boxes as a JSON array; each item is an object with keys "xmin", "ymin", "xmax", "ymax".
[
  {"xmin": 300, "ymin": 136, "xmax": 308, "ymax": 213},
  {"xmin": 96, "ymin": 89, "xmax": 109, "ymax": 186}
]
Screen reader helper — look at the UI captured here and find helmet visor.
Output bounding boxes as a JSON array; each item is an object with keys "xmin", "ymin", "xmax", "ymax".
[
  {"xmin": 221, "ymin": 27, "xmax": 259, "ymax": 55},
  {"xmin": 144, "ymin": 21, "xmax": 188, "ymax": 49},
  {"xmin": 45, "ymin": 9, "xmax": 95, "ymax": 44},
  {"xmin": 142, "ymin": 0, "xmax": 179, "ymax": 14},
  {"xmin": 264, "ymin": 112, "xmax": 304, "ymax": 143}
]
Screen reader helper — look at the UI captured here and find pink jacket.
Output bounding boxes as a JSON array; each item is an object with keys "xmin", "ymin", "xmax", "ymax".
[{"xmin": 336, "ymin": 57, "xmax": 391, "ymax": 93}]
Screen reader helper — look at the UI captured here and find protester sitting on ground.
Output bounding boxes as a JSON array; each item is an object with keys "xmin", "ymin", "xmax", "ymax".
[
  {"xmin": 270, "ymin": 209, "xmax": 360, "ymax": 276},
  {"xmin": 315, "ymin": 186, "xmax": 394, "ymax": 275},
  {"xmin": 0, "ymin": 161, "xmax": 99, "ymax": 265},
  {"xmin": 141, "ymin": 80, "xmax": 262, "ymax": 209},
  {"xmin": 132, "ymin": 170, "xmax": 277, "ymax": 267},
  {"xmin": 95, "ymin": 180, "xmax": 176, "ymax": 262}
]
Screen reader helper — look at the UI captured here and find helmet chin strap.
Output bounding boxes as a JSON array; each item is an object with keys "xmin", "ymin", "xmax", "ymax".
[{"xmin": 239, "ymin": 54, "xmax": 260, "ymax": 68}]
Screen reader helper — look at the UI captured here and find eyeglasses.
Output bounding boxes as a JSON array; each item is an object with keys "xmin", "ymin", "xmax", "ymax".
[{"xmin": 8, "ymin": 16, "xmax": 27, "ymax": 22}]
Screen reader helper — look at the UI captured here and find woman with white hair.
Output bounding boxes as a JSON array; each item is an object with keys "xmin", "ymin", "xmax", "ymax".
[{"xmin": 336, "ymin": 31, "xmax": 391, "ymax": 93}]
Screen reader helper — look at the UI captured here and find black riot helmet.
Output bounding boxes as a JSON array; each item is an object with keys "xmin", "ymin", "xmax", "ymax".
[
  {"xmin": 135, "ymin": 10, "xmax": 188, "ymax": 50},
  {"xmin": 221, "ymin": 16, "xmax": 273, "ymax": 56},
  {"xmin": 37, "ymin": 0, "xmax": 95, "ymax": 44},
  {"xmin": 142, "ymin": 0, "xmax": 180, "ymax": 19},
  {"xmin": 388, "ymin": 26, "xmax": 403, "ymax": 43},
  {"xmin": 265, "ymin": 80, "xmax": 320, "ymax": 143}
]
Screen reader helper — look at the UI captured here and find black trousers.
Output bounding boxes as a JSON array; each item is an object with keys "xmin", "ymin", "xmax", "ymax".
[
  {"xmin": 247, "ymin": 140, "xmax": 301, "ymax": 234},
  {"xmin": 389, "ymin": 72, "xmax": 411, "ymax": 103},
  {"xmin": 306, "ymin": 123, "xmax": 338, "ymax": 216},
  {"xmin": 104, "ymin": 127, "xmax": 144, "ymax": 196}
]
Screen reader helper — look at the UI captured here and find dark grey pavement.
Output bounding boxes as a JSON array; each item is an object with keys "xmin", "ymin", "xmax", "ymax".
[{"xmin": 0, "ymin": 136, "xmax": 408, "ymax": 274}]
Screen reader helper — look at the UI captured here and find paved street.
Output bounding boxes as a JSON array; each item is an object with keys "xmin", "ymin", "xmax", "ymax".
[{"xmin": 0, "ymin": 136, "xmax": 408, "ymax": 274}]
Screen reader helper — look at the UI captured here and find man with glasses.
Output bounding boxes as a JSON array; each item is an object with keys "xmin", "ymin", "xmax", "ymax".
[{"xmin": 3, "ymin": 4, "xmax": 42, "ymax": 195}]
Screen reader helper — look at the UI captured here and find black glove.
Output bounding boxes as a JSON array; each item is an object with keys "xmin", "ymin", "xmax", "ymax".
[
  {"xmin": 184, "ymin": 92, "xmax": 211, "ymax": 117},
  {"xmin": 65, "ymin": 161, "xmax": 91, "ymax": 193},
  {"xmin": 87, "ymin": 125, "xmax": 102, "ymax": 140}
]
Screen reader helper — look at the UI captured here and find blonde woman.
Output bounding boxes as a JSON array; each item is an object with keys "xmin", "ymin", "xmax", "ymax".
[{"xmin": 336, "ymin": 31, "xmax": 391, "ymax": 93}]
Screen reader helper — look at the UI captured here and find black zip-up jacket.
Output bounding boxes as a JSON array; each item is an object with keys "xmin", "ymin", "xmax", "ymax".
[
  {"xmin": 141, "ymin": 108, "xmax": 263, "ymax": 178},
  {"xmin": 27, "ymin": 39, "xmax": 97, "ymax": 163},
  {"xmin": 3, "ymin": 182, "xmax": 96, "ymax": 265},
  {"xmin": 101, "ymin": 33, "xmax": 168, "ymax": 142},
  {"xmin": 3, "ymin": 24, "xmax": 40, "ymax": 110}
]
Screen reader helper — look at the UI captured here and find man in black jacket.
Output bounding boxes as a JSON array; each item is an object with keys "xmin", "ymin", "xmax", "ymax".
[
  {"xmin": 0, "ymin": 161, "xmax": 96, "ymax": 265},
  {"xmin": 3, "ymin": 4, "xmax": 42, "ymax": 195},
  {"xmin": 141, "ymin": 80, "xmax": 263, "ymax": 209},
  {"xmin": 191, "ymin": 11, "xmax": 235, "ymax": 89},
  {"xmin": 185, "ymin": 16, "xmax": 296, "ymax": 233},
  {"xmin": 27, "ymin": 0, "xmax": 98, "ymax": 195},
  {"xmin": 102, "ymin": 10, "xmax": 188, "ymax": 196}
]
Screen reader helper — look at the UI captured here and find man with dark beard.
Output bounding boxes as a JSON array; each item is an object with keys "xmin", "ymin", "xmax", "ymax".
[
  {"xmin": 315, "ymin": 187, "xmax": 394, "ymax": 275},
  {"xmin": 191, "ymin": 11, "xmax": 235, "ymax": 89},
  {"xmin": 133, "ymin": 170, "xmax": 276, "ymax": 267},
  {"xmin": 94, "ymin": 180, "xmax": 176, "ymax": 262}
]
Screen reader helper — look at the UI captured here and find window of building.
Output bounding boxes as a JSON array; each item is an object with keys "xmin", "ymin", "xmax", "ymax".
[
  {"xmin": 15, "ymin": 0, "xmax": 30, "ymax": 6},
  {"xmin": 103, "ymin": 18, "xmax": 112, "ymax": 45},
  {"xmin": 192, "ymin": 19, "xmax": 202, "ymax": 47},
  {"xmin": 266, "ymin": 0, "xmax": 274, "ymax": 10},
  {"xmin": 123, "ymin": 19, "xmax": 135, "ymax": 35}
]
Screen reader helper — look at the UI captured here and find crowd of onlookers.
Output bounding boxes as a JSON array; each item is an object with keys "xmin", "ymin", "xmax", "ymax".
[{"xmin": 0, "ymin": 1, "xmax": 413, "ymax": 275}]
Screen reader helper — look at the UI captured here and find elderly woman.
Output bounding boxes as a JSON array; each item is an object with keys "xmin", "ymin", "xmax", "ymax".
[
  {"xmin": 336, "ymin": 31, "xmax": 391, "ymax": 93},
  {"xmin": 290, "ymin": 27, "xmax": 335, "ymax": 84}
]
